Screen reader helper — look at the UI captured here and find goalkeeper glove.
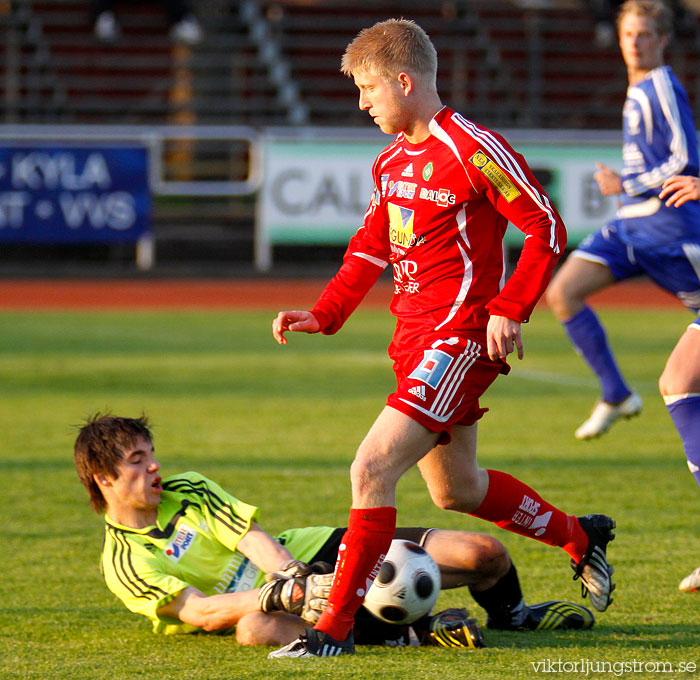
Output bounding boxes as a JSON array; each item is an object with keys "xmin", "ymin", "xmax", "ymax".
[
  {"xmin": 259, "ymin": 567, "xmax": 333, "ymax": 624},
  {"xmin": 264, "ymin": 559, "xmax": 331, "ymax": 582}
]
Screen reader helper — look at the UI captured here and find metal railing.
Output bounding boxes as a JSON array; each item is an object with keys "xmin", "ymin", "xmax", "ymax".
[
  {"xmin": 0, "ymin": 123, "xmax": 262, "ymax": 195},
  {"xmin": 0, "ymin": 124, "xmax": 261, "ymax": 269}
]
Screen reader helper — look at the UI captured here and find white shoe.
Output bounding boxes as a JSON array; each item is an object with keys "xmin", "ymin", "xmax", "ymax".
[
  {"xmin": 268, "ymin": 628, "xmax": 354, "ymax": 658},
  {"xmin": 574, "ymin": 392, "xmax": 643, "ymax": 440},
  {"xmin": 94, "ymin": 11, "xmax": 119, "ymax": 43},
  {"xmin": 170, "ymin": 14, "xmax": 202, "ymax": 45},
  {"xmin": 679, "ymin": 565, "xmax": 700, "ymax": 593}
]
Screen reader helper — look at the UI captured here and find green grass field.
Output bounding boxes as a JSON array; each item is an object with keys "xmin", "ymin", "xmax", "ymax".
[{"xmin": 3, "ymin": 304, "xmax": 699, "ymax": 680}]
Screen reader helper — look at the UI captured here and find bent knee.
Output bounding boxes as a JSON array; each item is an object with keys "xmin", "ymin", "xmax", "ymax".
[
  {"xmin": 235, "ymin": 612, "xmax": 302, "ymax": 647},
  {"xmin": 430, "ymin": 490, "xmax": 479, "ymax": 513},
  {"xmin": 659, "ymin": 368, "xmax": 692, "ymax": 397},
  {"xmin": 469, "ymin": 534, "xmax": 510, "ymax": 579},
  {"xmin": 235, "ymin": 614, "xmax": 268, "ymax": 646},
  {"xmin": 428, "ymin": 474, "xmax": 486, "ymax": 514},
  {"xmin": 546, "ymin": 272, "xmax": 577, "ymax": 318},
  {"xmin": 545, "ymin": 279, "xmax": 564, "ymax": 314},
  {"xmin": 350, "ymin": 452, "xmax": 397, "ymax": 495}
]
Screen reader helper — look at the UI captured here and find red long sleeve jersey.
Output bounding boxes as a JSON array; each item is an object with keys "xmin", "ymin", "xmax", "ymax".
[{"xmin": 312, "ymin": 108, "xmax": 567, "ymax": 340}]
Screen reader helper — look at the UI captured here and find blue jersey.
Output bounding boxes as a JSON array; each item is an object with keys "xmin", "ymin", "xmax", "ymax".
[{"xmin": 617, "ymin": 65, "xmax": 700, "ymax": 247}]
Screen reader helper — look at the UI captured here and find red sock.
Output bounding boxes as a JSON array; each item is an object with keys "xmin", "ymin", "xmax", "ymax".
[
  {"xmin": 315, "ymin": 506, "xmax": 397, "ymax": 641},
  {"xmin": 471, "ymin": 470, "xmax": 588, "ymax": 562}
]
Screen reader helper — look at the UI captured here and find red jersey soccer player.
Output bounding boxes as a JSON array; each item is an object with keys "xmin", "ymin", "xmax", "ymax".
[{"xmin": 270, "ymin": 19, "xmax": 616, "ymax": 658}]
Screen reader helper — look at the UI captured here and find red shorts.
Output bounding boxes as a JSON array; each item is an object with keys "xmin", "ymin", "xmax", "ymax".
[{"xmin": 386, "ymin": 332, "xmax": 508, "ymax": 444}]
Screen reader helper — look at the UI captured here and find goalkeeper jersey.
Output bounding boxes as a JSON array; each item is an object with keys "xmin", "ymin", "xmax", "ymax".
[
  {"xmin": 101, "ymin": 471, "xmax": 260, "ymax": 634},
  {"xmin": 100, "ymin": 471, "xmax": 336, "ymax": 635}
]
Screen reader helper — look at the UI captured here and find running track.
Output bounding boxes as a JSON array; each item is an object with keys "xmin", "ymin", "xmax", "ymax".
[{"xmin": 0, "ymin": 278, "xmax": 682, "ymax": 310}]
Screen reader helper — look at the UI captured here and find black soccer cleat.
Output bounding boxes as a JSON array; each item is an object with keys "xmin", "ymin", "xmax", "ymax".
[
  {"xmin": 267, "ymin": 628, "xmax": 355, "ymax": 659},
  {"xmin": 419, "ymin": 608, "xmax": 486, "ymax": 648},
  {"xmin": 488, "ymin": 600, "xmax": 595, "ymax": 631},
  {"xmin": 571, "ymin": 514, "xmax": 616, "ymax": 612}
]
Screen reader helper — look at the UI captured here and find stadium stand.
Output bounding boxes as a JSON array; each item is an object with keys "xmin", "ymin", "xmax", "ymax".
[
  {"xmin": 1, "ymin": 0, "xmax": 699, "ymax": 271},
  {"xmin": 2, "ymin": 0, "xmax": 286, "ymax": 125},
  {"xmin": 7, "ymin": 0, "xmax": 699, "ymax": 128}
]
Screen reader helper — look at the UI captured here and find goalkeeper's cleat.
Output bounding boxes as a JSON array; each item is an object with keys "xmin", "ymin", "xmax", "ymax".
[
  {"xmin": 571, "ymin": 514, "xmax": 616, "ymax": 612},
  {"xmin": 679, "ymin": 565, "xmax": 700, "ymax": 593},
  {"xmin": 490, "ymin": 601, "xmax": 594, "ymax": 631},
  {"xmin": 420, "ymin": 608, "xmax": 486, "ymax": 648},
  {"xmin": 267, "ymin": 628, "xmax": 355, "ymax": 659},
  {"xmin": 574, "ymin": 392, "xmax": 642, "ymax": 440}
]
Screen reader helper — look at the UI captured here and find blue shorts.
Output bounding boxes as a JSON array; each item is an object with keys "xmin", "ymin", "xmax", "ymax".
[{"xmin": 574, "ymin": 223, "xmax": 700, "ymax": 312}]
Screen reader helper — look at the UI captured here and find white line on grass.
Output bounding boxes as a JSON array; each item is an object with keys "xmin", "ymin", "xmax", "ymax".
[
  {"xmin": 510, "ymin": 368, "xmax": 598, "ymax": 388},
  {"xmin": 510, "ymin": 368, "xmax": 657, "ymax": 392}
]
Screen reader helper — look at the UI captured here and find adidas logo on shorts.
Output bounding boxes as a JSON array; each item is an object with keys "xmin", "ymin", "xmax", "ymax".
[{"xmin": 408, "ymin": 385, "xmax": 426, "ymax": 401}]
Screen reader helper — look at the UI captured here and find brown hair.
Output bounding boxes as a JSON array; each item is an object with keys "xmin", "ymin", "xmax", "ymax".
[
  {"xmin": 74, "ymin": 413, "xmax": 153, "ymax": 513},
  {"xmin": 341, "ymin": 18, "xmax": 438, "ymax": 84},
  {"xmin": 616, "ymin": 0, "xmax": 673, "ymax": 36}
]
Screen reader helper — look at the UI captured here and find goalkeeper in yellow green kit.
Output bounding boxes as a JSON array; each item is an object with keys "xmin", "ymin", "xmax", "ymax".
[{"xmin": 73, "ymin": 413, "xmax": 595, "ymax": 648}]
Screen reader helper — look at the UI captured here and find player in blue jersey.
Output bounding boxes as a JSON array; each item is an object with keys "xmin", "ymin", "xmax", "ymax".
[
  {"xmin": 656, "ymin": 174, "xmax": 700, "ymax": 592},
  {"xmin": 547, "ymin": 0, "xmax": 700, "ymax": 442}
]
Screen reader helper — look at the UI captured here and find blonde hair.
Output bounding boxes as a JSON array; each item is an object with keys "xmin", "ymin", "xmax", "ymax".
[
  {"xmin": 616, "ymin": 0, "xmax": 672, "ymax": 36},
  {"xmin": 341, "ymin": 19, "xmax": 438, "ymax": 84}
]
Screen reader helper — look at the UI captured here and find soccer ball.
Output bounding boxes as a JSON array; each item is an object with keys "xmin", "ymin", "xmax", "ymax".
[{"xmin": 362, "ymin": 539, "xmax": 441, "ymax": 625}]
